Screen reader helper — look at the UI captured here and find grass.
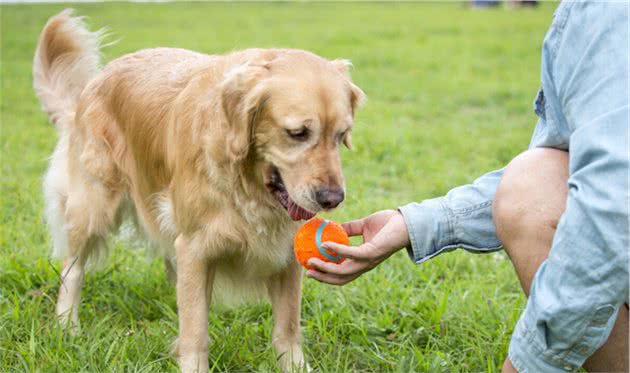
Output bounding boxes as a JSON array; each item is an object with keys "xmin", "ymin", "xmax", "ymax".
[{"xmin": 1, "ymin": 2, "xmax": 556, "ymax": 372}]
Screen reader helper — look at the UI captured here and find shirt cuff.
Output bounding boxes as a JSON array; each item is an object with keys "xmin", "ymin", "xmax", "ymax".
[{"xmin": 398, "ymin": 198, "xmax": 455, "ymax": 264}]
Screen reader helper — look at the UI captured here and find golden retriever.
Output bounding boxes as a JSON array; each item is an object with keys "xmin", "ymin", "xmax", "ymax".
[{"xmin": 33, "ymin": 9, "xmax": 365, "ymax": 373}]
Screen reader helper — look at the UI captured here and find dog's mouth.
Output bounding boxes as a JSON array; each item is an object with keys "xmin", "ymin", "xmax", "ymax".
[{"xmin": 266, "ymin": 166, "xmax": 316, "ymax": 221}]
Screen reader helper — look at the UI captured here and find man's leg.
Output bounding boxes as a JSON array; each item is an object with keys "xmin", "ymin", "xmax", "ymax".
[{"xmin": 493, "ymin": 148, "xmax": 629, "ymax": 372}]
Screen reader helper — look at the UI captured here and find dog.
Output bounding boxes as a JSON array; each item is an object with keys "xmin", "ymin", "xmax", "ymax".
[{"xmin": 33, "ymin": 9, "xmax": 365, "ymax": 373}]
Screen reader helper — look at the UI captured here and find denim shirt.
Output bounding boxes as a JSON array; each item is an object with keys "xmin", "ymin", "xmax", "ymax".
[{"xmin": 399, "ymin": 2, "xmax": 629, "ymax": 371}]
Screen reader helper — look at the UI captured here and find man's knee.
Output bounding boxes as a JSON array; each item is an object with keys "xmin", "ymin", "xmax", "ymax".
[{"xmin": 493, "ymin": 148, "xmax": 569, "ymax": 247}]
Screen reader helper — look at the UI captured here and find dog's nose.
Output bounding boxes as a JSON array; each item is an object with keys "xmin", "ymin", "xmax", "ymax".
[{"xmin": 315, "ymin": 188, "xmax": 345, "ymax": 209}]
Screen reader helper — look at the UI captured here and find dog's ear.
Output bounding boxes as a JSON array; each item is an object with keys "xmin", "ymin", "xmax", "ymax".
[
  {"xmin": 348, "ymin": 81, "xmax": 366, "ymax": 116},
  {"xmin": 221, "ymin": 62, "xmax": 270, "ymax": 163},
  {"xmin": 332, "ymin": 59, "xmax": 365, "ymax": 150},
  {"xmin": 331, "ymin": 59, "xmax": 366, "ymax": 116}
]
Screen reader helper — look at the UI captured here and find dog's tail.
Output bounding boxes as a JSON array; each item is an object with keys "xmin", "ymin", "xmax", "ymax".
[{"xmin": 33, "ymin": 9, "xmax": 105, "ymax": 130}]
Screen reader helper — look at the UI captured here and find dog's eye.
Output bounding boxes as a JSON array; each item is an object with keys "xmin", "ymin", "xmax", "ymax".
[{"xmin": 286, "ymin": 127, "xmax": 309, "ymax": 141}]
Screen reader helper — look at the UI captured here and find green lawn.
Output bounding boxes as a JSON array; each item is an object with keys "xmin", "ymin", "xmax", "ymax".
[{"xmin": 1, "ymin": 3, "xmax": 556, "ymax": 372}]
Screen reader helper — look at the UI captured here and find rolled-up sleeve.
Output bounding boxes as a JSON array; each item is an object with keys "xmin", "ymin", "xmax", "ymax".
[{"xmin": 399, "ymin": 169, "xmax": 504, "ymax": 264}]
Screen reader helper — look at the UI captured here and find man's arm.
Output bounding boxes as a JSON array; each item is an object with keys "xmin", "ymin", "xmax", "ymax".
[{"xmin": 306, "ymin": 166, "xmax": 512, "ymax": 285}]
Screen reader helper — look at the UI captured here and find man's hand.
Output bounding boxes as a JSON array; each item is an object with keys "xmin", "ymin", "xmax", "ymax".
[{"xmin": 305, "ymin": 209, "xmax": 410, "ymax": 285}]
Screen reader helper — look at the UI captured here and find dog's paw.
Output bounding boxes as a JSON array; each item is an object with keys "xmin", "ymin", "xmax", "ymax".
[
  {"xmin": 277, "ymin": 347, "xmax": 310, "ymax": 373},
  {"xmin": 178, "ymin": 353, "xmax": 209, "ymax": 373},
  {"xmin": 56, "ymin": 310, "xmax": 80, "ymax": 336},
  {"xmin": 173, "ymin": 337, "xmax": 210, "ymax": 373}
]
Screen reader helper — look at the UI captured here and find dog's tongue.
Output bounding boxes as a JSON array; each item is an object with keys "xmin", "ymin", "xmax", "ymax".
[{"xmin": 287, "ymin": 197, "xmax": 316, "ymax": 221}]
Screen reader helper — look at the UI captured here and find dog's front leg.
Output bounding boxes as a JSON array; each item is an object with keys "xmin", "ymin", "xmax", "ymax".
[
  {"xmin": 267, "ymin": 258, "xmax": 309, "ymax": 372},
  {"xmin": 56, "ymin": 255, "xmax": 86, "ymax": 334},
  {"xmin": 174, "ymin": 235, "xmax": 214, "ymax": 373}
]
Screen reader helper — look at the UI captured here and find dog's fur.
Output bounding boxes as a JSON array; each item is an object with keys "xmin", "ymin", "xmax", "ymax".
[{"xmin": 34, "ymin": 10, "xmax": 365, "ymax": 372}]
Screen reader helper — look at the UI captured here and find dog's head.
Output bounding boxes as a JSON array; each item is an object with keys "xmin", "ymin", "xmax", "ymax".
[{"xmin": 221, "ymin": 51, "xmax": 365, "ymax": 221}]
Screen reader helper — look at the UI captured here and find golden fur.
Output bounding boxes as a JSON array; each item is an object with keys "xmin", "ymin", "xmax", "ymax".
[{"xmin": 34, "ymin": 9, "xmax": 365, "ymax": 373}]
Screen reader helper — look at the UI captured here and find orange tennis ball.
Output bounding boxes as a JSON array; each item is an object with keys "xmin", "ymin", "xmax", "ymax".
[{"xmin": 294, "ymin": 218, "xmax": 349, "ymax": 269}]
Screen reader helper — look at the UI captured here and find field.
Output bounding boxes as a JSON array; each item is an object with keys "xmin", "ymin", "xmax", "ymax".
[{"xmin": 1, "ymin": 3, "xmax": 555, "ymax": 372}]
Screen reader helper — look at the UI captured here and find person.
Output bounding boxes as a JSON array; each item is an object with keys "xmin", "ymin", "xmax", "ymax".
[
  {"xmin": 470, "ymin": 0, "xmax": 501, "ymax": 8},
  {"xmin": 306, "ymin": 2, "xmax": 629, "ymax": 372}
]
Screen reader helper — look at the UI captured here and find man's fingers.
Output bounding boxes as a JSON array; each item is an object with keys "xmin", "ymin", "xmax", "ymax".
[
  {"xmin": 341, "ymin": 219, "xmax": 364, "ymax": 237},
  {"xmin": 321, "ymin": 241, "xmax": 368, "ymax": 260},
  {"xmin": 307, "ymin": 257, "xmax": 363, "ymax": 276},
  {"xmin": 305, "ymin": 269, "xmax": 355, "ymax": 286}
]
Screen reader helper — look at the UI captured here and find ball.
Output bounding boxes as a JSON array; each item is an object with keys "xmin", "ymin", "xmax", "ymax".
[{"xmin": 294, "ymin": 218, "xmax": 349, "ymax": 269}]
